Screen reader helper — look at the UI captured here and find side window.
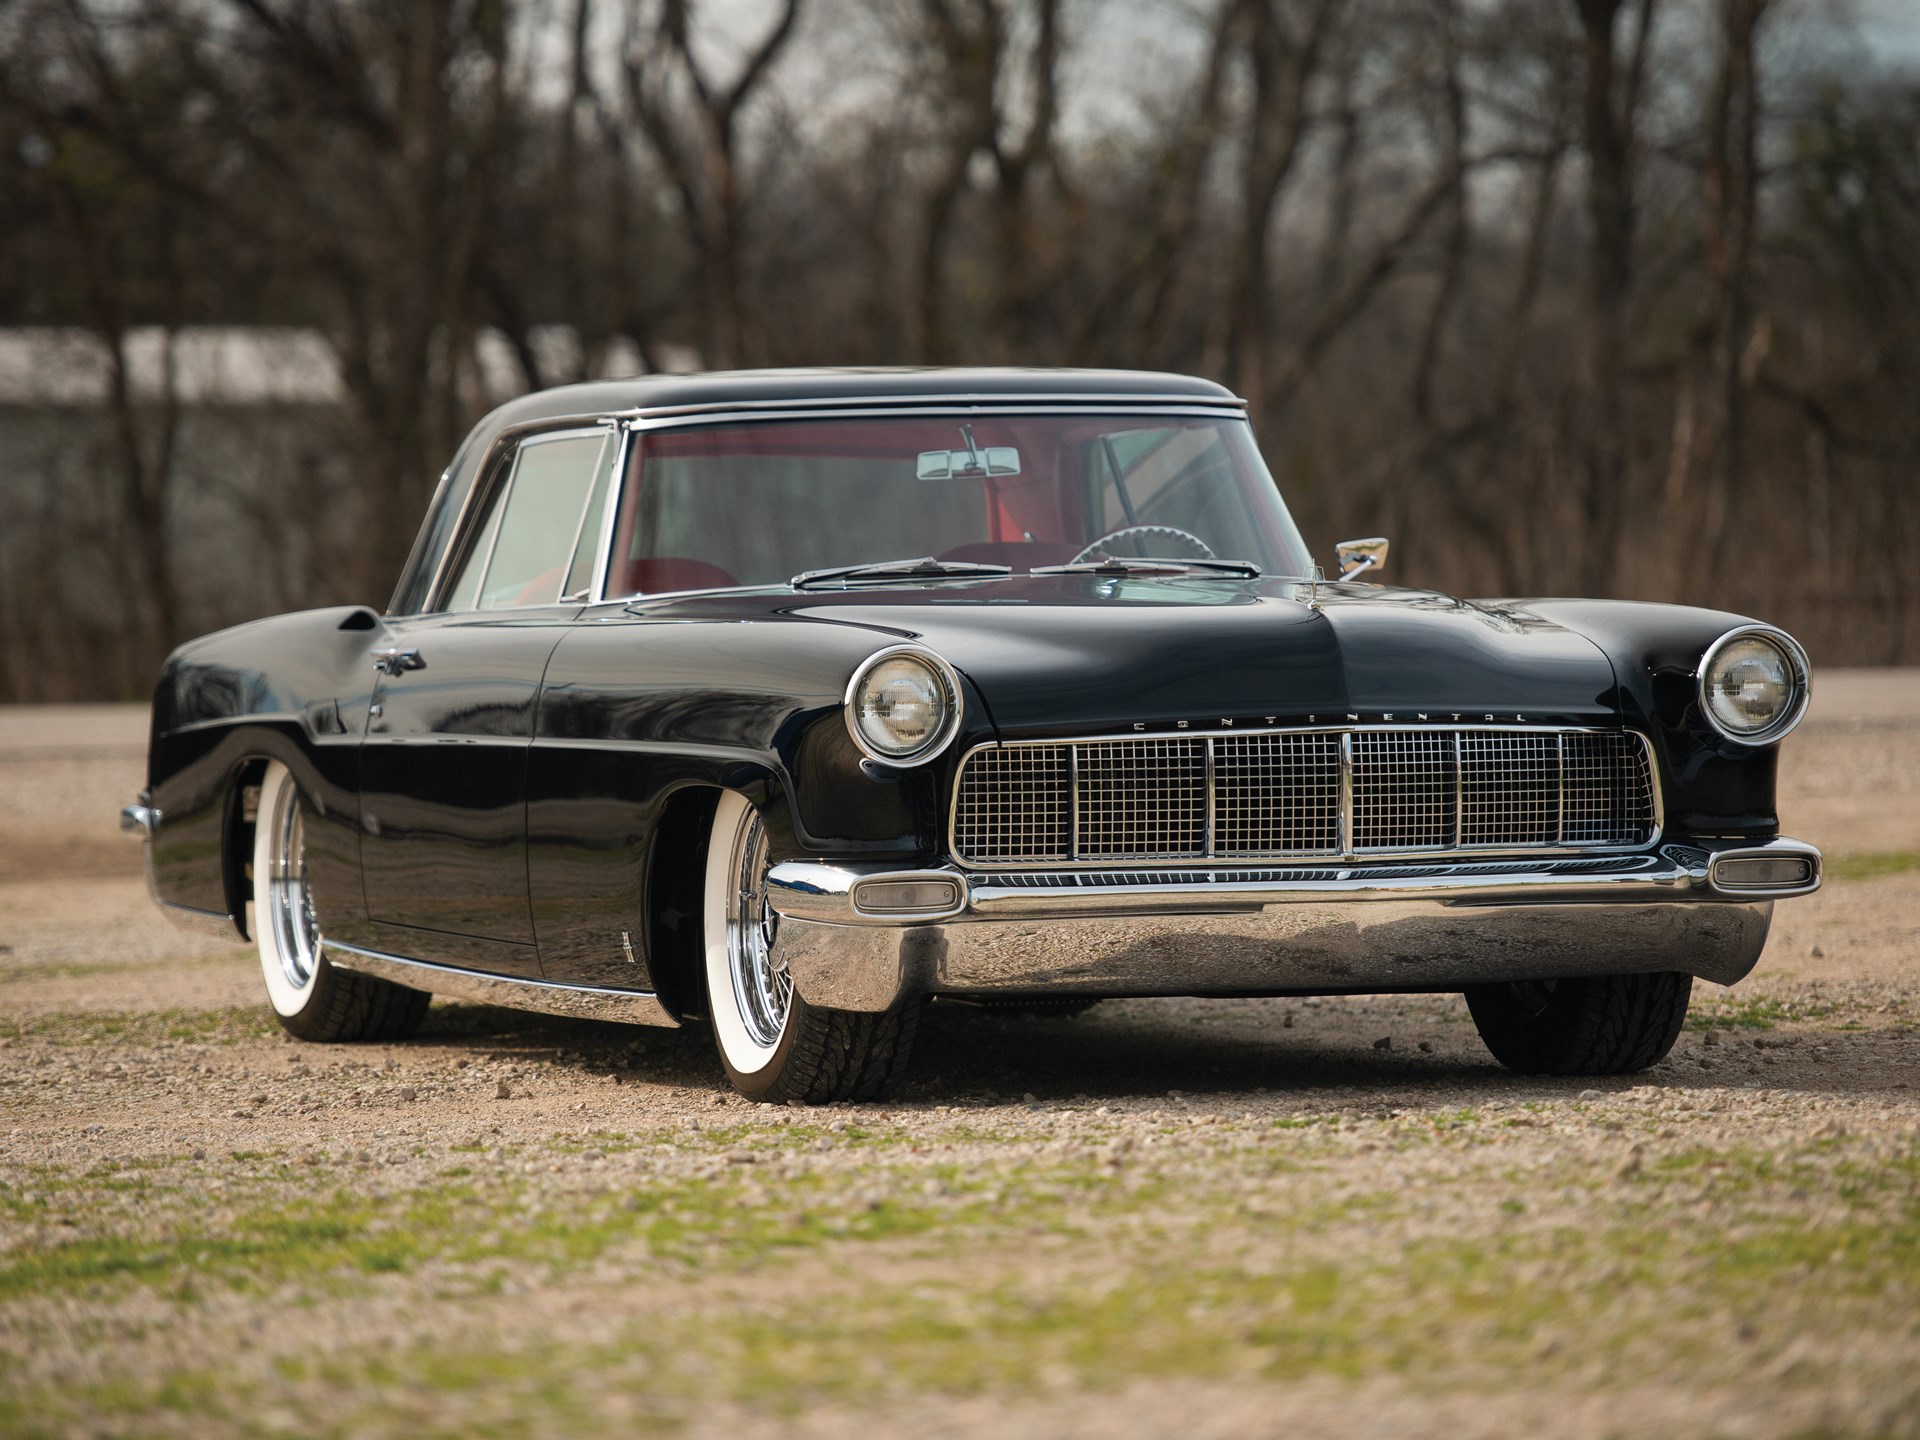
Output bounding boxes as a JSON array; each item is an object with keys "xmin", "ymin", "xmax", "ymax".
[
  {"xmin": 560, "ymin": 448, "xmax": 615, "ymax": 602},
  {"xmin": 442, "ymin": 431, "xmax": 611, "ymax": 611}
]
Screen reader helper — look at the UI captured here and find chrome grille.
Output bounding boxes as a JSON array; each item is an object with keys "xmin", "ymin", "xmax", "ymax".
[
  {"xmin": 1563, "ymin": 732, "xmax": 1658, "ymax": 845},
  {"xmin": 1351, "ymin": 731, "xmax": 1455, "ymax": 849},
  {"xmin": 1460, "ymin": 732, "xmax": 1558, "ymax": 846},
  {"xmin": 1076, "ymin": 738, "xmax": 1207, "ymax": 859},
  {"xmin": 1215, "ymin": 732, "xmax": 1341, "ymax": 855},
  {"xmin": 950, "ymin": 727, "xmax": 1657, "ymax": 867},
  {"xmin": 952, "ymin": 744, "xmax": 1072, "ymax": 863}
]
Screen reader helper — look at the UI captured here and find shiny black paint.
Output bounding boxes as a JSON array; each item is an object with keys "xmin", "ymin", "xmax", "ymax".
[
  {"xmin": 358, "ymin": 608, "xmax": 580, "ymax": 974},
  {"xmin": 526, "ymin": 612, "xmax": 976, "ymax": 987},
  {"xmin": 1516, "ymin": 599, "xmax": 1782, "ymax": 837},
  {"xmin": 143, "ymin": 370, "xmax": 1796, "ymax": 995}
]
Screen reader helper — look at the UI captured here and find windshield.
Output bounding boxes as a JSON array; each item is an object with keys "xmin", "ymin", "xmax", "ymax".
[{"xmin": 603, "ymin": 413, "xmax": 1312, "ymax": 596}]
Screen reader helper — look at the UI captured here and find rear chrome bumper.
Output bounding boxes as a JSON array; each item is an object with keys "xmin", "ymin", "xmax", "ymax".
[{"xmin": 765, "ymin": 840, "xmax": 1818, "ymax": 1011}]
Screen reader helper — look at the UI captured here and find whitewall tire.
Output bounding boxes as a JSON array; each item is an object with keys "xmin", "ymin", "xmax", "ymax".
[
  {"xmin": 251, "ymin": 761, "xmax": 428, "ymax": 1043},
  {"xmin": 701, "ymin": 790, "xmax": 921, "ymax": 1103}
]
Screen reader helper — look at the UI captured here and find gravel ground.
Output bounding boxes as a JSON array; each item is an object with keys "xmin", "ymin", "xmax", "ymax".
[{"xmin": 1, "ymin": 678, "xmax": 1916, "ymax": 1439}]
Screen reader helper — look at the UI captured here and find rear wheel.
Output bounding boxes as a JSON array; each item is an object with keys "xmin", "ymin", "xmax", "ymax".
[
  {"xmin": 252, "ymin": 761, "xmax": 429, "ymax": 1043},
  {"xmin": 1464, "ymin": 972, "xmax": 1691, "ymax": 1075},
  {"xmin": 702, "ymin": 791, "xmax": 920, "ymax": 1103}
]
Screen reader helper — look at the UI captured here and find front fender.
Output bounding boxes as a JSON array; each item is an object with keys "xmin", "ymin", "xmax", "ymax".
[{"xmin": 1500, "ymin": 599, "xmax": 1789, "ymax": 838}]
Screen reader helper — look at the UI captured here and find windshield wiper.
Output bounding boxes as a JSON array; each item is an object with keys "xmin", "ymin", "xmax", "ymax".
[
  {"xmin": 1030, "ymin": 557, "xmax": 1263, "ymax": 578},
  {"xmin": 790, "ymin": 557, "xmax": 1014, "ymax": 589}
]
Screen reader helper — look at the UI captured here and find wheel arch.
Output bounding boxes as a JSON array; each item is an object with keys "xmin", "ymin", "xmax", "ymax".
[
  {"xmin": 644, "ymin": 784, "xmax": 722, "ymax": 1022},
  {"xmin": 221, "ymin": 756, "xmax": 272, "ymax": 941}
]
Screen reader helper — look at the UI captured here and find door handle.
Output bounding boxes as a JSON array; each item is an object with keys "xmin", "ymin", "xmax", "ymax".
[{"xmin": 372, "ymin": 647, "xmax": 426, "ymax": 677}]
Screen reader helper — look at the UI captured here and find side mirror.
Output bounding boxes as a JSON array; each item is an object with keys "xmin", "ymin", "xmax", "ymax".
[{"xmin": 1334, "ymin": 536, "xmax": 1389, "ymax": 580}]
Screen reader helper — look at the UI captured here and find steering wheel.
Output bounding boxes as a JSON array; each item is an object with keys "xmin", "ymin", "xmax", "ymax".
[{"xmin": 1070, "ymin": 525, "xmax": 1215, "ymax": 565}]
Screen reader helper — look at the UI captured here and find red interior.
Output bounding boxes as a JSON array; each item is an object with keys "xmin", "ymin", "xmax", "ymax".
[{"xmin": 609, "ymin": 556, "xmax": 740, "ymax": 596}]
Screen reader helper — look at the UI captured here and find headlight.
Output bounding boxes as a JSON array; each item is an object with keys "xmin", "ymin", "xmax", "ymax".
[
  {"xmin": 1698, "ymin": 626, "xmax": 1810, "ymax": 744},
  {"xmin": 845, "ymin": 646, "xmax": 962, "ymax": 764}
]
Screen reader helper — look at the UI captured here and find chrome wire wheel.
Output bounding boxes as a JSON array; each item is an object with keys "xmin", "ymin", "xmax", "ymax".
[
  {"xmin": 701, "ymin": 789, "xmax": 924, "ymax": 1102},
  {"xmin": 266, "ymin": 774, "xmax": 322, "ymax": 993},
  {"xmin": 724, "ymin": 804, "xmax": 790, "ymax": 1049}
]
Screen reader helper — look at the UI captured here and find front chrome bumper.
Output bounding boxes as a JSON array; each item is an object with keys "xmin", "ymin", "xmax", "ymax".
[{"xmin": 765, "ymin": 840, "xmax": 1820, "ymax": 1011}]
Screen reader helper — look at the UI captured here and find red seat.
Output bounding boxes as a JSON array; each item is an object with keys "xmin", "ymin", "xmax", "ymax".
[{"xmin": 612, "ymin": 556, "xmax": 740, "ymax": 596}]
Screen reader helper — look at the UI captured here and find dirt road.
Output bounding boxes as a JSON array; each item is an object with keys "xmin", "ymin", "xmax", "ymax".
[{"xmin": 1, "ymin": 676, "xmax": 1916, "ymax": 1438}]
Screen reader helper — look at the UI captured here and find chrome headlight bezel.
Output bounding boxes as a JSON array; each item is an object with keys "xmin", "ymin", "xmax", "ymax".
[
  {"xmin": 843, "ymin": 645, "xmax": 964, "ymax": 766},
  {"xmin": 1697, "ymin": 625, "xmax": 1811, "ymax": 746}
]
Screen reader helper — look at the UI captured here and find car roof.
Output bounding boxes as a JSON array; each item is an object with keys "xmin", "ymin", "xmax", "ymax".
[
  {"xmin": 389, "ymin": 367, "xmax": 1246, "ymax": 616},
  {"xmin": 477, "ymin": 366, "xmax": 1244, "ymax": 432}
]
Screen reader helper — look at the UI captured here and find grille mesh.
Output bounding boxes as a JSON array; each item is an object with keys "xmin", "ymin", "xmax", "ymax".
[
  {"xmin": 1215, "ymin": 732, "xmax": 1341, "ymax": 855},
  {"xmin": 951, "ymin": 727, "xmax": 1657, "ymax": 865},
  {"xmin": 1077, "ymin": 738, "xmax": 1207, "ymax": 859},
  {"xmin": 1351, "ymin": 731, "xmax": 1455, "ymax": 849},
  {"xmin": 1563, "ymin": 732, "xmax": 1658, "ymax": 844},
  {"xmin": 952, "ymin": 744, "xmax": 1072, "ymax": 863},
  {"xmin": 1460, "ymin": 733, "xmax": 1559, "ymax": 846}
]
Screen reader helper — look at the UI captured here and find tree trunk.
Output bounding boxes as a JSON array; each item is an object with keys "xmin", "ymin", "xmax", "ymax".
[{"xmin": 1572, "ymin": 0, "xmax": 1640, "ymax": 595}]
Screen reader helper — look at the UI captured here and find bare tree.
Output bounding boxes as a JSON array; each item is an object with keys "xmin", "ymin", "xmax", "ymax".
[
  {"xmin": 622, "ymin": 0, "xmax": 806, "ymax": 368},
  {"xmin": 1223, "ymin": 0, "xmax": 1335, "ymax": 425},
  {"xmin": 1569, "ymin": 0, "xmax": 1656, "ymax": 593},
  {"xmin": 899, "ymin": 0, "xmax": 1064, "ymax": 362}
]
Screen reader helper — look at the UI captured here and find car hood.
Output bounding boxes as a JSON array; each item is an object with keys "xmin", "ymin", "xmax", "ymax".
[{"xmin": 639, "ymin": 575, "xmax": 1623, "ymax": 736}]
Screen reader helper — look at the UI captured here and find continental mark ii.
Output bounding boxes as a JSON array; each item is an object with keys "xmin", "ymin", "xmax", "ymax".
[{"xmin": 123, "ymin": 368, "xmax": 1822, "ymax": 1102}]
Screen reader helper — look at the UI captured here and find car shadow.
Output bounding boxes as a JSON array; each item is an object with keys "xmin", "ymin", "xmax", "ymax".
[{"xmin": 409, "ymin": 996, "xmax": 1911, "ymax": 1111}]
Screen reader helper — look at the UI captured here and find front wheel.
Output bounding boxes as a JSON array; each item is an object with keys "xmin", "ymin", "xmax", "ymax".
[
  {"xmin": 702, "ymin": 791, "xmax": 920, "ymax": 1103},
  {"xmin": 1463, "ymin": 972, "xmax": 1692, "ymax": 1075},
  {"xmin": 252, "ymin": 761, "xmax": 429, "ymax": 1043}
]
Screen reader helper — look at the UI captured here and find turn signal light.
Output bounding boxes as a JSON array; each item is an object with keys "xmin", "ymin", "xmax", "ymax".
[
  {"xmin": 852, "ymin": 879, "xmax": 963, "ymax": 916},
  {"xmin": 1711, "ymin": 855, "xmax": 1817, "ymax": 891}
]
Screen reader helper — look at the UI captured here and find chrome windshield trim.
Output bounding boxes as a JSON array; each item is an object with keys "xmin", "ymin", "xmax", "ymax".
[
  {"xmin": 594, "ymin": 403, "xmax": 1259, "ymax": 603},
  {"xmin": 618, "ymin": 391, "xmax": 1248, "ymax": 420},
  {"xmin": 948, "ymin": 725, "xmax": 1663, "ymax": 870}
]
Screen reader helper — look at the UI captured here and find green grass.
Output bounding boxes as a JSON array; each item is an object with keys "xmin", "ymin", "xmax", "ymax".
[
  {"xmin": 1684, "ymin": 993, "xmax": 1838, "ymax": 1031},
  {"xmin": 1825, "ymin": 850, "xmax": 1920, "ymax": 883},
  {"xmin": 3, "ymin": 1111, "xmax": 1916, "ymax": 1436},
  {"xmin": 0, "ymin": 1006, "xmax": 275, "ymax": 1047},
  {"xmin": 4, "ymin": 1137, "xmax": 1914, "ymax": 1434}
]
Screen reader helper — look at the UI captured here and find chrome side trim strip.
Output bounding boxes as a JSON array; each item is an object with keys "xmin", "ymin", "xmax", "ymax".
[
  {"xmin": 326, "ymin": 944, "xmax": 681, "ymax": 1027},
  {"xmin": 160, "ymin": 901, "xmax": 243, "ymax": 941}
]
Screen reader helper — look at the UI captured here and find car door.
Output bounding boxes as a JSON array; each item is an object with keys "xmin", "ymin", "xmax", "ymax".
[{"xmin": 358, "ymin": 425, "xmax": 617, "ymax": 977}]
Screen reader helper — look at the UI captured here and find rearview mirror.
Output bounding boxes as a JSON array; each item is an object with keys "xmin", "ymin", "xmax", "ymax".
[
  {"xmin": 1334, "ymin": 536, "xmax": 1389, "ymax": 580},
  {"xmin": 917, "ymin": 447, "xmax": 1021, "ymax": 480}
]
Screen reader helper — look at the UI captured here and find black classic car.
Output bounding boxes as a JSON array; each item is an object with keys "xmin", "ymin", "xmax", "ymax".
[{"xmin": 123, "ymin": 368, "xmax": 1821, "ymax": 1102}]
